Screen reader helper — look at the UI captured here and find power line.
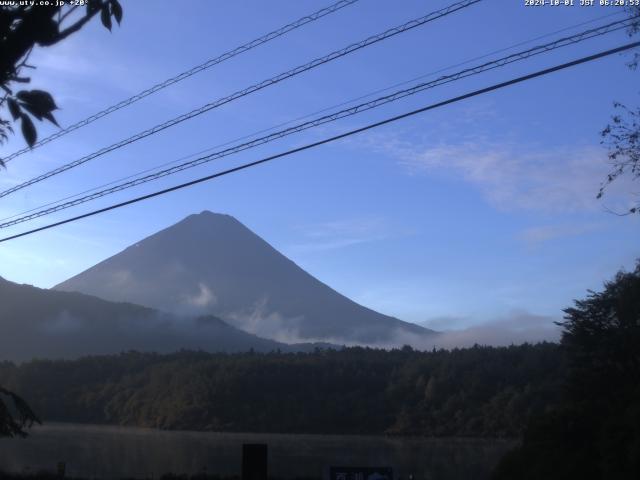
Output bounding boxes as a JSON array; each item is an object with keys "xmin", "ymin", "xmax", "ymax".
[
  {"xmin": 319, "ymin": 9, "xmax": 629, "ymax": 114},
  {"xmin": 1, "ymin": 40, "xmax": 637, "ymax": 244},
  {"xmin": 1, "ymin": 0, "xmax": 360, "ymax": 164},
  {"xmin": 0, "ymin": 16, "xmax": 633, "ymax": 229},
  {"xmin": 0, "ymin": 0, "xmax": 482, "ymax": 199},
  {"xmin": 1, "ymin": 9, "xmax": 626, "ymax": 226}
]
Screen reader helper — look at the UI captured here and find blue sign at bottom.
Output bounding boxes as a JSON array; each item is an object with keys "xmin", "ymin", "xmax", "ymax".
[{"xmin": 330, "ymin": 466, "xmax": 393, "ymax": 480}]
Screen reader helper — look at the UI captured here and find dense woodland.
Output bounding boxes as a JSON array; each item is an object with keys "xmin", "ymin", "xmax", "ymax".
[
  {"xmin": 0, "ymin": 343, "xmax": 564, "ymax": 437},
  {"xmin": 1, "ymin": 262, "xmax": 638, "ymax": 480},
  {"xmin": 493, "ymin": 263, "xmax": 640, "ymax": 480}
]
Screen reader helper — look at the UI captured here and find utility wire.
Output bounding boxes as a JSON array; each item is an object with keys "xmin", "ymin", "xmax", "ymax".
[
  {"xmin": 0, "ymin": 0, "xmax": 482, "ymax": 199},
  {"xmin": 0, "ymin": 17, "xmax": 634, "ymax": 230},
  {"xmin": 0, "ymin": 8, "xmax": 627, "ymax": 229},
  {"xmin": 0, "ymin": 9, "xmax": 625, "ymax": 225},
  {"xmin": 1, "ymin": 0, "xmax": 360, "ymax": 163},
  {"xmin": 1, "ymin": 40, "xmax": 637, "ymax": 244}
]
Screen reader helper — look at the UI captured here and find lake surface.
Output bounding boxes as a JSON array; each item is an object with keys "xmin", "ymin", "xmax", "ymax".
[{"xmin": 0, "ymin": 423, "xmax": 516, "ymax": 479}]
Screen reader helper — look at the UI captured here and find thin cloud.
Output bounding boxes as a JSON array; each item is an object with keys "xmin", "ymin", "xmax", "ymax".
[
  {"xmin": 182, "ymin": 282, "xmax": 217, "ymax": 307},
  {"xmin": 393, "ymin": 310, "xmax": 562, "ymax": 349},
  {"xmin": 288, "ymin": 217, "xmax": 396, "ymax": 253},
  {"xmin": 353, "ymin": 132, "xmax": 633, "ymax": 214},
  {"xmin": 302, "ymin": 218, "xmax": 387, "ymax": 239},
  {"xmin": 518, "ymin": 222, "xmax": 604, "ymax": 246},
  {"xmin": 419, "ymin": 315, "xmax": 470, "ymax": 331}
]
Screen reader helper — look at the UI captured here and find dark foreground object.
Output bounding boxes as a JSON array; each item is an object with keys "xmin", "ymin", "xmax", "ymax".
[
  {"xmin": 0, "ymin": 474, "xmax": 319, "ymax": 480},
  {"xmin": 492, "ymin": 263, "xmax": 640, "ymax": 480},
  {"xmin": 242, "ymin": 444, "xmax": 267, "ymax": 480}
]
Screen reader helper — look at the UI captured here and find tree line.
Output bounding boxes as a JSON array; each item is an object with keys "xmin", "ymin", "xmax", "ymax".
[
  {"xmin": 493, "ymin": 262, "xmax": 640, "ymax": 479},
  {"xmin": 0, "ymin": 342, "xmax": 564, "ymax": 438}
]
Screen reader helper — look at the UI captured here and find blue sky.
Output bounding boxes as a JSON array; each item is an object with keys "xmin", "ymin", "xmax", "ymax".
[{"xmin": 0, "ymin": 0, "xmax": 638, "ymax": 340}]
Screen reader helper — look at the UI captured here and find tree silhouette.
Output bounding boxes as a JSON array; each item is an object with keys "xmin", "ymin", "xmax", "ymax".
[
  {"xmin": 0, "ymin": 0, "xmax": 122, "ymax": 163},
  {"xmin": 0, "ymin": 386, "xmax": 40, "ymax": 437},
  {"xmin": 598, "ymin": 6, "xmax": 640, "ymax": 214},
  {"xmin": 493, "ymin": 261, "xmax": 640, "ymax": 480},
  {"xmin": 0, "ymin": 0, "xmax": 123, "ymax": 436}
]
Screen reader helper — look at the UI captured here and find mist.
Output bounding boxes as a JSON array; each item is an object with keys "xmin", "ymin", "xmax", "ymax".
[{"xmin": 385, "ymin": 311, "xmax": 562, "ymax": 350}]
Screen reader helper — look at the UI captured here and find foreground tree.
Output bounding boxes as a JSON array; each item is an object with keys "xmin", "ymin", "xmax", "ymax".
[
  {"xmin": 493, "ymin": 262, "xmax": 640, "ymax": 480},
  {"xmin": 599, "ymin": 103, "xmax": 640, "ymax": 214},
  {"xmin": 0, "ymin": 0, "xmax": 123, "ymax": 435},
  {"xmin": 0, "ymin": 0, "xmax": 122, "ymax": 161},
  {"xmin": 598, "ymin": 6, "xmax": 640, "ymax": 213},
  {"xmin": 0, "ymin": 387, "xmax": 40, "ymax": 437}
]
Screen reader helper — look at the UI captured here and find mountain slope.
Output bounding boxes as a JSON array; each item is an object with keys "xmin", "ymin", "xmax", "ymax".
[
  {"xmin": 55, "ymin": 211, "xmax": 434, "ymax": 344},
  {"xmin": 0, "ymin": 277, "xmax": 301, "ymax": 362}
]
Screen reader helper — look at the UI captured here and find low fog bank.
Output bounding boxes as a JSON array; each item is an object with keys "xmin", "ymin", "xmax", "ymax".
[
  {"xmin": 209, "ymin": 309, "xmax": 561, "ymax": 351},
  {"xmin": 0, "ymin": 311, "xmax": 290, "ymax": 363},
  {"xmin": 386, "ymin": 310, "xmax": 562, "ymax": 350},
  {"xmin": 0, "ymin": 277, "xmax": 301, "ymax": 363},
  {"xmin": 0, "ymin": 276, "xmax": 561, "ymax": 361}
]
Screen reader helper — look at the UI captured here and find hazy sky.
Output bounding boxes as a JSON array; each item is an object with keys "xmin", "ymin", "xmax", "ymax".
[{"xmin": 0, "ymin": 0, "xmax": 638, "ymax": 337}]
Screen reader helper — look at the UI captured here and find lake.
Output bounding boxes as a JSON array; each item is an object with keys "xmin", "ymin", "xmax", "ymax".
[{"xmin": 0, "ymin": 423, "xmax": 516, "ymax": 479}]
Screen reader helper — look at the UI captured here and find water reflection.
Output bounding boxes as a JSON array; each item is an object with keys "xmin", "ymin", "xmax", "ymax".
[{"xmin": 0, "ymin": 423, "xmax": 515, "ymax": 480}]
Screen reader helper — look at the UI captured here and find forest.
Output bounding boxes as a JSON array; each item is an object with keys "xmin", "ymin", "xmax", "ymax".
[
  {"xmin": 1, "ymin": 262, "xmax": 638, "ymax": 480},
  {"xmin": 0, "ymin": 342, "xmax": 564, "ymax": 437},
  {"xmin": 492, "ymin": 262, "xmax": 640, "ymax": 479}
]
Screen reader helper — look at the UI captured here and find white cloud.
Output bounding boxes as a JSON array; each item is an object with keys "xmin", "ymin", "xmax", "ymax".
[
  {"xmin": 393, "ymin": 310, "xmax": 561, "ymax": 350},
  {"xmin": 224, "ymin": 296, "xmax": 305, "ymax": 343},
  {"xmin": 290, "ymin": 237, "xmax": 377, "ymax": 253},
  {"xmin": 289, "ymin": 217, "xmax": 396, "ymax": 253},
  {"xmin": 182, "ymin": 282, "xmax": 217, "ymax": 307},
  {"xmin": 0, "ymin": 245, "xmax": 68, "ymax": 271},
  {"xmin": 303, "ymin": 218, "xmax": 385, "ymax": 238},
  {"xmin": 354, "ymin": 132, "xmax": 634, "ymax": 214},
  {"xmin": 41, "ymin": 311, "xmax": 82, "ymax": 334},
  {"xmin": 419, "ymin": 315, "xmax": 470, "ymax": 331},
  {"xmin": 28, "ymin": 32, "xmax": 164, "ymax": 98},
  {"xmin": 108, "ymin": 270, "xmax": 133, "ymax": 288},
  {"xmin": 518, "ymin": 222, "xmax": 604, "ymax": 246}
]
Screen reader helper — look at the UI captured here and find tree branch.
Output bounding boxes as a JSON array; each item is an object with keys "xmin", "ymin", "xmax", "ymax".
[{"xmin": 54, "ymin": 3, "xmax": 105, "ymax": 43}]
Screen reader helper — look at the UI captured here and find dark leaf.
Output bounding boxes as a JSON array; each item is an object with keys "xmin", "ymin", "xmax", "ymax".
[
  {"xmin": 19, "ymin": 102, "xmax": 44, "ymax": 121},
  {"xmin": 101, "ymin": 5, "xmax": 112, "ymax": 31},
  {"xmin": 7, "ymin": 97, "xmax": 21, "ymax": 120},
  {"xmin": 87, "ymin": 0, "xmax": 101, "ymax": 14},
  {"xmin": 20, "ymin": 114, "xmax": 36, "ymax": 147},
  {"xmin": 16, "ymin": 90, "xmax": 57, "ymax": 112},
  {"xmin": 110, "ymin": 0, "xmax": 123, "ymax": 24},
  {"xmin": 32, "ymin": 16, "xmax": 60, "ymax": 47},
  {"xmin": 42, "ymin": 111, "xmax": 60, "ymax": 127},
  {"xmin": 15, "ymin": 89, "xmax": 60, "ymax": 126}
]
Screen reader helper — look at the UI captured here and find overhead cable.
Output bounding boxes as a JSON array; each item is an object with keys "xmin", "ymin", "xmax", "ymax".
[
  {"xmin": 1, "ymin": 40, "xmax": 637, "ymax": 243},
  {"xmin": 0, "ymin": 0, "xmax": 482, "ymax": 198},
  {"xmin": 1, "ymin": 0, "xmax": 361, "ymax": 163},
  {"xmin": 0, "ymin": 17, "xmax": 633, "ymax": 229}
]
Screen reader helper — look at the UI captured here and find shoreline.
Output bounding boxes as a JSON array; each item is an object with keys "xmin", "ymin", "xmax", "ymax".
[{"xmin": 20, "ymin": 421, "xmax": 521, "ymax": 442}]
